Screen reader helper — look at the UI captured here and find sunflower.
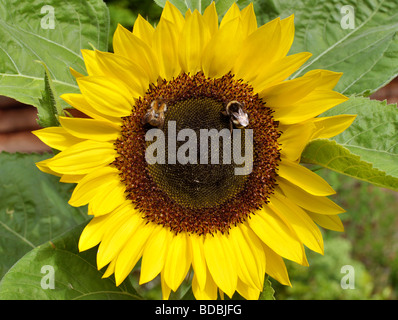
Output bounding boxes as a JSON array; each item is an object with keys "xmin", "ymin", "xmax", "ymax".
[{"xmin": 33, "ymin": 2, "xmax": 355, "ymax": 299}]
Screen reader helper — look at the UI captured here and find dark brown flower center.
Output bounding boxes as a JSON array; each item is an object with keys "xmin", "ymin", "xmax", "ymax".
[{"xmin": 113, "ymin": 72, "xmax": 281, "ymax": 235}]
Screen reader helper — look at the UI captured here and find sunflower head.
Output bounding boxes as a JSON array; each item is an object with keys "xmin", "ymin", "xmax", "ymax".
[{"xmin": 34, "ymin": 1, "xmax": 355, "ymax": 299}]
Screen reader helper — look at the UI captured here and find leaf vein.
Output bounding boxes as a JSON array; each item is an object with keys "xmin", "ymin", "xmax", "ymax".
[{"xmin": 293, "ymin": 0, "xmax": 386, "ymax": 78}]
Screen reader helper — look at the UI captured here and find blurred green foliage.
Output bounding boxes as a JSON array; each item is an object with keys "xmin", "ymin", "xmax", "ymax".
[
  {"xmin": 323, "ymin": 169, "xmax": 398, "ymax": 299},
  {"xmin": 272, "ymin": 237, "xmax": 374, "ymax": 300},
  {"xmin": 103, "ymin": 0, "xmax": 398, "ymax": 300}
]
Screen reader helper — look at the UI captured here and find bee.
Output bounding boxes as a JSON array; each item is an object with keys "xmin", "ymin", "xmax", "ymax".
[
  {"xmin": 142, "ymin": 99, "xmax": 168, "ymax": 129},
  {"xmin": 222, "ymin": 101, "xmax": 249, "ymax": 131}
]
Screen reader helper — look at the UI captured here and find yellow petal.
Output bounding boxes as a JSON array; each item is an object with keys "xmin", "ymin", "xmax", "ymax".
[
  {"xmin": 279, "ymin": 122, "xmax": 316, "ymax": 161},
  {"xmin": 261, "ymin": 243, "xmax": 291, "ymax": 286},
  {"xmin": 279, "ymin": 15, "xmax": 295, "ymax": 59},
  {"xmin": 90, "ymin": 180, "xmax": 127, "ymax": 216},
  {"xmin": 203, "ymin": 232, "xmax": 238, "ymax": 298},
  {"xmin": 81, "ymin": 49, "xmax": 100, "ymax": 76},
  {"xmin": 133, "ymin": 14, "xmax": 155, "ymax": 46},
  {"xmin": 273, "ymin": 89, "xmax": 349, "ymax": 125},
  {"xmin": 78, "ymin": 205, "xmax": 129, "ymax": 252},
  {"xmin": 278, "ymin": 177, "xmax": 345, "ymax": 214},
  {"xmin": 233, "ymin": 18, "xmax": 281, "ymax": 82},
  {"xmin": 240, "ymin": 3, "xmax": 257, "ymax": 36},
  {"xmin": 93, "ymin": 50, "xmax": 149, "ymax": 97},
  {"xmin": 102, "ymin": 259, "xmax": 116, "ymax": 278},
  {"xmin": 32, "ymin": 127, "xmax": 84, "ymax": 151},
  {"xmin": 184, "ymin": 9, "xmax": 192, "ymax": 20},
  {"xmin": 79, "ymin": 216, "xmax": 107, "ymax": 252},
  {"xmin": 248, "ymin": 206, "xmax": 308, "ymax": 266},
  {"xmin": 202, "ymin": 17, "xmax": 244, "ymax": 78},
  {"xmin": 69, "ymin": 166, "xmax": 120, "ymax": 207},
  {"xmin": 190, "ymin": 234, "xmax": 207, "ymax": 291},
  {"xmin": 47, "ymin": 140, "xmax": 116, "ymax": 175},
  {"xmin": 234, "ymin": 15, "xmax": 294, "ymax": 81},
  {"xmin": 77, "ymin": 76, "xmax": 133, "ymax": 118},
  {"xmin": 229, "ymin": 224, "xmax": 265, "ymax": 290},
  {"xmin": 114, "ymin": 222, "xmax": 154, "ymax": 286},
  {"xmin": 192, "ymin": 268, "xmax": 218, "ymax": 300},
  {"xmin": 69, "ymin": 67, "xmax": 85, "ymax": 79},
  {"xmin": 307, "ymin": 211, "xmax": 345, "ymax": 232},
  {"xmin": 59, "ymin": 174, "xmax": 85, "ymax": 183},
  {"xmin": 59, "ymin": 116, "xmax": 120, "ymax": 142},
  {"xmin": 202, "ymin": 2, "xmax": 218, "ymax": 36},
  {"xmin": 153, "ymin": 17, "xmax": 182, "ymax": 80},
  {"xmin": 219, "ymin": 2, "xmax": 240, "ymax": 29},
  {"xmin": 252, "ymin": 52, "xmax": 312, "ymax": 92},
  {"xmin": 164, "ymin": 232, "xmax": 192, "ymax": 292},
  {"xmin": 61, "ymin": 93, "xmax": 120, "ymax": 124},
  {"xmin": 160, "ymin": 1, "xmax": 185, "ymax": 30},
  {"xmin": 178, "ymin": 10, "xmax": 211, "ymax": 74},
  {"xmin": 140, "ymin": 226, "xmax": 173, "ymax": 284},
  {"xmin": 311, "ymin": 114, "xmax": 356, "ymax": 139},
  {"xmin": 96, "ymin": 211, "xmax": 134, "ymax": 267},
  {"xmin": 303, "ymin": 69, "xmax": 343, "ymax": 90},
  {"xmin": 36, "ymin": 158, "xmax": 62, "ymax": 177},
  {"xmin": 270, "ymin": 192, "xmax": 324, "ymax": 254},
  {"xmin": 97, "ymin": 212, "xmax": 144, "ymax": 269},
  {"xmin": 113, "ymin": 24, "xmax": 159, "ymax": 83},
  {"xmin": 259, "ymin": 70, "xmax": 323, "ymax": 107},
  {"xmin": 278, "ymin": 159, "xmax": 336, "ymax": 196},
  {"xmin": 161, "ymin": 270, "xmax": 172, "ymax": 300},
  {"xmin": 241, "ymin": 223, "xmax": 266, "ymax": 288},
  {"xmin": 236, "ymin": 279, "xmax": 260, "ymax": 300}
]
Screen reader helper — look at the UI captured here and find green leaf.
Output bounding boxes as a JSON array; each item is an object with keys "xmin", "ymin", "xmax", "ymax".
[
  {"xmin": 302, "ymin": 139, "xmax": 398, "ymax": 192},
  {"xmin": 213, "ymin": 0, "xmax": 237, "ymax": 15},
  {"xmin": 36, "ymin": 62, "xmax": 62, "ymax": 127},
  {"xmin": 181, "ymin": 286, "xmax": 195, "ymax": 300},
  {"xmin": 252, "ymin": 0, "xmax": 398, "ymax": 96},
  {"xmin": 325, "ymin": 97, "xmax": 398, "ymax": 179},
  {"xmin": 259, "ymin": 276, "xmax": 275, "ymax": 300},
  {"xmin": 302, "ymin": 96, "xmax": 398, "ymax": 191},
  {"xmin": 0, "ymin": 223, "xmax": 141, "ymax": 300},
  {"xmin": 0, "ymin": 0, "xmax": 109, "ymax": 109},
  {"xmin": 153, "ymin": 0, "xmax": 236, "ymax": 15},
  {"xmin": 0, "ymin": 152, "xmax": 89, "ymax": 279},
  {"xmin": 154, "ymin": 0, "xmax": 187, "ymax": 14}
]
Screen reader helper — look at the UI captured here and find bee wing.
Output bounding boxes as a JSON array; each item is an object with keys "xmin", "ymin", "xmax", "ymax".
[
  {"xmin": 230, "ymin": 111, "xmax": 240, "ymax": 119},
  {"xmin": 238, "ymin": 108, "xmax": 246, "ymax": 117},
  {"xmin": 238, "ymin": 109, "xmax": 250, "ymax": 127}
]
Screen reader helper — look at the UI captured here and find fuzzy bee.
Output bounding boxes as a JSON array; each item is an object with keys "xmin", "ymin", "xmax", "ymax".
[
  {"xmin": 142, "ymin": 99, "xmax": 168, "ymax": 129},
  {"xmin": 222, "ymin": 101, "xmax": 249, "ymax": 131}
]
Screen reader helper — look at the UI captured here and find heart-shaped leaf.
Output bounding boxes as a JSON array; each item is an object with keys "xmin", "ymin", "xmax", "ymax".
[
  {"xmin": 0, "ymin": 223, "xmax": 140, "ymax": 300},
  {"xmin": 0, "ymin": 152, "xmax": 88, "ymax": 279},
  {"xmin": 0, "ymin": 0, "xmax": 109, "ymax": 109}
]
